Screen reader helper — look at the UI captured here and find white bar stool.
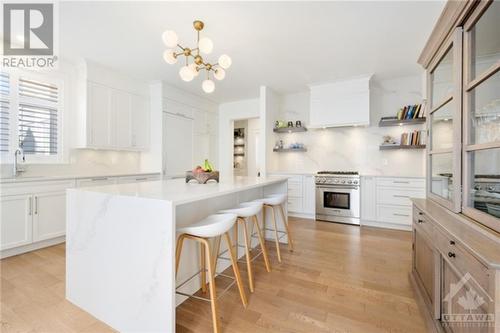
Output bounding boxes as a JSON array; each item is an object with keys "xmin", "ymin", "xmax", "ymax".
[
  {"xmin": 255, "ymin": 193, "xmax": 294, "ymax": 263},
  {"xmin": 175, "ymin": 213, "xmax": 248, "ymax": 333},
  {"xmin": 218, "ymin": 202, "xmax": 271, "ymax": 293}
]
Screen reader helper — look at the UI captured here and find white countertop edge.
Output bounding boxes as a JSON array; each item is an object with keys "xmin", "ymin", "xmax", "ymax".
[
  {"xmin": 69, "ymin": 176, "xmax": 289, "ymax": 206},
  {"xmin": 0, "ymin": 171, "xmax": 161, "ymax": 184}
]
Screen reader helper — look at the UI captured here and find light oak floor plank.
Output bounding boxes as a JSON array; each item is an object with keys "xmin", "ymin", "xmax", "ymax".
[{"xmin": 1, "ymin": 218, "xmax": 427, "ymax": 332}]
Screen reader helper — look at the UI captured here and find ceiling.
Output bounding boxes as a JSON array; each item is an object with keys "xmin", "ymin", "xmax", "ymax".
[{"xmin": 60, "ymin": 1, "xmax": 445, "ymax": 103}]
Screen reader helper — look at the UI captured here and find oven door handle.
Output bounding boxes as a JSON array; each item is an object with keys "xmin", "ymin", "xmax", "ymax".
[{"xmin": 317, "ymin": 185, "xmax": 359, "ymax": 190}]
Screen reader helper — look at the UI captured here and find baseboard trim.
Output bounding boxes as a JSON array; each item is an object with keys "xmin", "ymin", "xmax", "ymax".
[
  {"xmin": 288, "ymin": 212, "xmax": 315, "ymax": 220},
  {"xmin": 1, "ymin": 236, "xmax": 66, "ymax": 259}
]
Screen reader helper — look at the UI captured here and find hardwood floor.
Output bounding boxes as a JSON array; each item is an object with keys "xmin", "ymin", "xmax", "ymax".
[{"xmin": 1, "ymin": 218, "xmax": 427, "ymax": 333}]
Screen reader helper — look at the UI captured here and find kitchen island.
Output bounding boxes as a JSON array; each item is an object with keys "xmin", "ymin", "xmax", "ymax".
[{"xmin": 66, "ymin": 176, "xmax": 288, "ymax": 332}]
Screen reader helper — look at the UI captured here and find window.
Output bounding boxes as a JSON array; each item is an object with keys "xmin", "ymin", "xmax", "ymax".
[
  {"xmin": 18, "ymin": 77, "xmax": 59, "ymax": 156},
  {"xmin": 0, "ymin": 70, "xmax": 63, "ymax": 163},
  {"xmin": 0, "ymin": 72, "xmax": 9, "ymax": 153}
]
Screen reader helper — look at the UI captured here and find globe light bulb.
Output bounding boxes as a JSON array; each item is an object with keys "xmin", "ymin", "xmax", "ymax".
[
  {"xmin": 198, "ymin": 37, "xmax": 213, "ymax": 54},
  {"xmin": 202, "ymin": 79, "xmax": 215, "ymax": 93},
  {"xmin": 214, "ymin": 68, "xmax": 225, "ymax": 81},
  {"xmin": 179, "ymin": 66, "xmax": 194, "ymax": 82},
  {"xmin": 163, "ymin": 49, "xmax": 177, "ymax": 64},
  {"xmin": 162, "ymin": 30, "xmax": 178, "ymax": 47},
  {"xmin": 218, "ymin": 54, "xmax": 232, "ymax": 69},
  {"xmin": 188, "ymin": 63, "xmax": 199, "ymax": 77}
]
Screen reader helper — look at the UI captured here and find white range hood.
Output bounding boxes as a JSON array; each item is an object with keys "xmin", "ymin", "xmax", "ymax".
[{"xmin": 308, "ymin": 75, "xmax": 372, "ymax": 128}]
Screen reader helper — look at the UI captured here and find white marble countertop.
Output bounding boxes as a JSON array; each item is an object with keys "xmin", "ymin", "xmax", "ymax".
[
  {"xmin": 0, "ymin": 171, "xmax": 161, "ymax": 184},
  {"xmin": 70, "ymin": 176, "xmax": 288, "ymax": 206}
]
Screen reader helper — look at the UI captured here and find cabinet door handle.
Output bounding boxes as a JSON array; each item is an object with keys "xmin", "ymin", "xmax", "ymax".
[
  {"xmin": 393, "ymin": 181, "xmax": 410, "ymax": 184},
  {"xmin": 91, "ymin": 177, "xmax": 108, "ymax": 181},
  {"xmin": 393, "ymin": 213, "xmax": 409, "ymax": 217},
  {"xmin": 34, "ymin": 196, "xmax": 38, "ymax": 215},
  {"xmin": 417, "ymin": 219, "xmax": 424, "ymax": 224},
  {"xmin": 135, "ymin": 177, "xmax": 148, "ymax": 181},
  {"xmin": 448, "ymin": 252, "xmax": 456, "ymax": 258},
  {"xmin": 29, "ymin": 197, "xmax": 32, "ymax": 215},
  {"xmin": 393, "ymin": 195, "xmax": 410, "ymax": 198},
  {"xmin": 449, "ymin": 240, "xmax": 455, "ymax": 245}
]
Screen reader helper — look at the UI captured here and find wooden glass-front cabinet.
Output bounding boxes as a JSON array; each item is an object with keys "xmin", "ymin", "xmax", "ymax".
[
  {"xmin": 462, "ymin": 1, "xmax": 500, "ymax": 232},
  {"xmin": 426, "ymin": 1, "xmax": 500, "ymax": 232},
  {"xmin": 427, "ymin": 28, "xmax": 463, "ymax": 213}
]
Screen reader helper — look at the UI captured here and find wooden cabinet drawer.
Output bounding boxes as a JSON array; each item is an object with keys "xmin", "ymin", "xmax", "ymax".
[
  {"xmin": 287, "ymin": 196, "xmax": 303, "ymax": 213},
  {"xmin": 436, "ymin": 229, "xmax": 490, "ymax": 292},
  {"xmin": 376, "ymin": 177, "xmax": 425, "ymax": 189},
  {"xmin": 288, "ymin": 181, "xmax": 303, "ymax": 197},
  {"xmin": 376, "ymin": 205, "xmax": 412, "ymax": 226},
  {"xmin": 377, "ymin": 187, "xmax": 425, "ymax": 206},
  {"xmin": 413, "ymin": 209, "xmax": 434, "ymax": 238}
]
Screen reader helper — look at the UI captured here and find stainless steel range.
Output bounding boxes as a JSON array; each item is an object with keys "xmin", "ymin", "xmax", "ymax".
[{"xmin": 315, "ymin": 171, "xmax": 360, "ymax": 225}]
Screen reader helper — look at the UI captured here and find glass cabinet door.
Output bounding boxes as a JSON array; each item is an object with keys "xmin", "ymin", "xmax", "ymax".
[
  {"xmin": 427, "ymin": 28, "xmax": 462, "ymax": 212},
  {"xmin": 462, "ymin": 1, "xmax": 500, "ymax": 232}
]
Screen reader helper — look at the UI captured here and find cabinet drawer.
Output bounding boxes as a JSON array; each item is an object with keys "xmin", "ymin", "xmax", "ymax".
[
  {"xmin": 376, "ymin": 205, "xmax": 412, "ymax": 225},
  {"xmin": 76, "ymin": 177, "xmax": 117, "ymax": 187},
  {"xmin": 117, "ymin": 174, "xmax": 160, "ymax": 184},
  {"xmin": 413, "ymin": 209, "xmax": 434, "ymax": 238},
  {"xmin": 287, "ymin": 196, "xmax": 303, "ymax": 213},
  {"xmin": 1, "ymin": 180, "xmax": 75, "ymax": 196},
  {"xmin": 436, "ymin": 229, "xmax": 490, "ymax": 292},
  {"xmin": 377, "ymin": 188, "xmax": 425, "ymax": 206},
  {"xmin": 376, "ymin": 177, "xmax": 425, "ymax": 189},
  {"xmin": 288, "ymin": 181, "xmax": 303, "ymax": 197}
]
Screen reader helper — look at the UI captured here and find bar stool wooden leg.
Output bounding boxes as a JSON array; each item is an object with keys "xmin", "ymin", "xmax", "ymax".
[
  {"xmin": 233, "ymin": 221, "xmax": 239, "ymax": 258},
  {"xmin": 200, "ymin": 243, "xmax": 207, "ymax": 293},
  {"xmin": 201, "ymin": 238, "xmax": 220, "ymax": 333},
  {"xmin": 175, "ymin": 234, "xmax": 186, "ymax": 274},
  {"xmin": 240, "ymin": 218, "xmax": 254, "ymax": 292},
  {"xmin": 224, "ymin": 232, "xmax": 248, "ymax": 307},
  {"xmin": 212, "ymin": 235, "xmax": 221, "ymax": 276},
  {"xmin": 252, "ymin": 215, "xmax": 271, "ymax": 272},
  {"xmin": 269, "ymin": 205, "xmax": 282, "ymax": 263},
  {"xmin": 278, "ymin": 204, "xmax": 294, "ymax": 252}
]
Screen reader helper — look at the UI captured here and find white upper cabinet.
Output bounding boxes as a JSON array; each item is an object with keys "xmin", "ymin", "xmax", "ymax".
[
  {"xmin": 309, "ymin": 75, "xmax": 371, "ymax": 128},
  {"xmin": 77, "ymin": 60, "xmax": 150, "ymax": 151}
]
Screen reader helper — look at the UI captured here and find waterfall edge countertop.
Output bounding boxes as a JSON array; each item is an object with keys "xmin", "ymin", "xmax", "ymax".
[
  {"xmin": 66, "ymin": 176, "xmax": 289, "ymax": 333},
  {"xmin": 72, "ymin": 176, "xmax": 289, "ymax": 205}
]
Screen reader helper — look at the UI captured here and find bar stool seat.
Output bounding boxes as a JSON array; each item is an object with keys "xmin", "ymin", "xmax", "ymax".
[
  {"xmin": 253, "ymin": 193, "xmax": 293, "ymax": 263},
  {"xmin": 255, "ymin": 193, "xmax": 287, "ymax": 206},
  {"xmin": 177, "ymin": 213, "xmax": 237, "ymax": 238},
  {"xmin": 218, "ymin": 201, "xmax": 271, "ymax": 292},
  {"xmin": 175, "ymin": 213, "xmax": 248, "ymax": 333}
]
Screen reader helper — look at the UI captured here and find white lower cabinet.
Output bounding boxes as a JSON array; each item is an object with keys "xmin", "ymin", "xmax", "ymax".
[
  {"xmin": 361, "ymin": 176, "xmax": 425, "ymax": 230},
  {"xmin": 0, "ymin": 194, "xmax": 32, "ymax": 250},
  {"xmin": 33, "ymin": 191, "xmax": 66, "ymax": 242},
  {"xmin": 271, "ymin": 174, "xmax": 315, "ymax": 218},
  {"xmin": 0, "ymin": 173, "xmax": 160, "ymax": 257}
]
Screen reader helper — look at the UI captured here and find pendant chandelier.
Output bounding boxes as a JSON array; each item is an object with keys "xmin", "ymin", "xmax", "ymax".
[{"xmin": 162, "ymin": 20, "xmax": 231, "ymax": 94}]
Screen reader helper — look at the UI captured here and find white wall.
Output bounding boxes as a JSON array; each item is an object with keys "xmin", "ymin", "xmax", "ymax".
[
  {"xmin": 218, "ymin": 98, "xmax": 260, "ymax": 177},
  {"xmin": 270, "ymin": 75, "xmax": 426, "ymax": 176}
]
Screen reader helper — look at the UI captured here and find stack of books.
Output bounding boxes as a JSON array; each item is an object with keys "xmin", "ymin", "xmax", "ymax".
[
  {"xmin": 401, "ymin": 130, "xmax": 426, "ymax": 146},
  {"xmin": 397, "ymin": 104, "xmax": 424, "ymax": 120}
]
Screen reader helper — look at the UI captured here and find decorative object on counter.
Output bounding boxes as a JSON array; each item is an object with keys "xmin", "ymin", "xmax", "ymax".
[
  {"xmin": 275, "ymin": 120, "xmax": 287, "ymax": 128},
  {"xmin": 273, "ymin": 142, "xmax": 307, "ymax": 152},
  {"xmin": 162, "ymin": 20, "xmax": 231, "ymax": 94},
  {"xmin": 273, "ymin": 147, "xmax": 307, "ymax": 152},
  {"xmin": 379, "ymin": 130, "xmax": 426, "ymax": 150},
  {"xmin": 381, "ymin": 135, "xmax": 397, "ymax": 145},
  {"xmin": 295, "ymin": 120, "xmax": 302, "ymax": 127},
  {"xmin": 287, "ymin": 121, "xmax": 294, "ymax": 128},
  {"xmin": 186, "ymin": 159, "xmax": 219, "ymax": 183}
]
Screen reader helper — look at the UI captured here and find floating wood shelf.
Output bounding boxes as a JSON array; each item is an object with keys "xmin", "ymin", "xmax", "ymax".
[
  {"xmin": 233, "ymin": 144, "xmax": 245, "ymax": 147},
  {"xmin": 273, "ymin": 127, "xmax": 308, "ymax": 133},
  {"xmin": 273, "ymin": 148, "xmax": 307, "ymax": 152},
  {"xmin": 233, "ymin": 153, "xmax": 245, "ymax": 156},
  {"xmin": 379, "ymin": 145, "xmax": 426, "ymax": 150},
  {"xmin": 378, "ymin": 118, "xmax": 426, "ymax": 127}
]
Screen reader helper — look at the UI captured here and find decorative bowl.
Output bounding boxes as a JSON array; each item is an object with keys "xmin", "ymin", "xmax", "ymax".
[{"xmin": 185, "ymin": 170, "xmax": 220, "ymax": 184}]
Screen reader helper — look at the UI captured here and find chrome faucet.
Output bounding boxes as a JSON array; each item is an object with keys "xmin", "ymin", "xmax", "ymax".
[{"xmin": 13, "ymin": 147, "xmax": 26, "ymax": 176}]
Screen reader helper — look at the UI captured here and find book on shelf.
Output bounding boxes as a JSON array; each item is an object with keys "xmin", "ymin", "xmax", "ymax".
[
  {"xmin": 396, "ymin": 103, "xmax": 425, "ymax": 120},
  {"xmin": 399, "ymin": 130, "xmax": 426, "ymax": 146}
]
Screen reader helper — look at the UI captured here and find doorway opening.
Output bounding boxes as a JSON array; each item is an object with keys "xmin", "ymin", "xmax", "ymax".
[{"xmin": 233, "ymin": 118, "xmax": 260, "ymax": 177}]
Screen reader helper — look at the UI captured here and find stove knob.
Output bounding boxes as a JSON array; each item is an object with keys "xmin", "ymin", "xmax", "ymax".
[
  {"xmin": 333, "ymin": 179, "xmax": 339, "ymax": 183},
  {"xmin": 341, "ymin": 180, "xmax": 346, "ymax": 184},
  {"xmin": 487, "ymin": 186, "xmax": 495, "ymax": 192},
  {"xmin": 474, "ymin": 184, "xmax": 481, "ymax": 190},
  {"xmin": 347, "ymin": 180, "xmax": 352, "ymax": 184},
  {"xmin": 353, "ymin": 180, "xmax": 359, "ymax": 184}
]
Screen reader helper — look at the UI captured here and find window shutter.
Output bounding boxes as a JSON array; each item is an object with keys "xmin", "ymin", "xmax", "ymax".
[
  {"xmin": 0, "ymin": 72, "xmax": 9, "ymax": 153},
  {"xmin": 18, "ymin": 77, "xmax": 59, "ymax": 155}
]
